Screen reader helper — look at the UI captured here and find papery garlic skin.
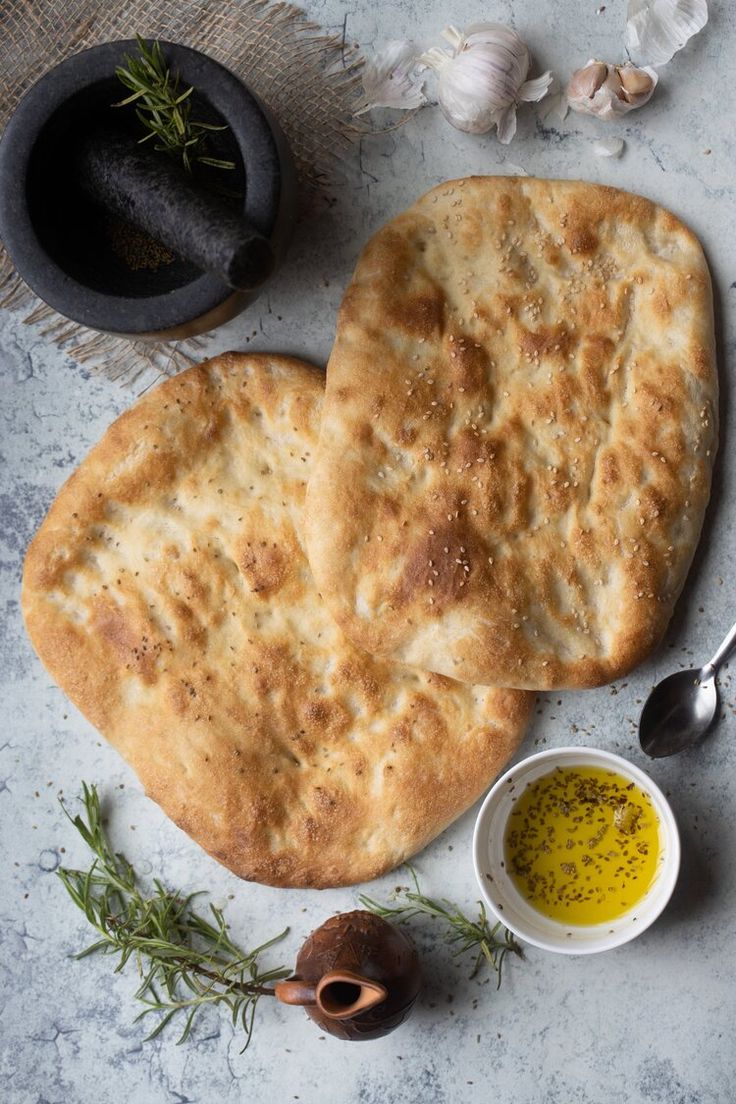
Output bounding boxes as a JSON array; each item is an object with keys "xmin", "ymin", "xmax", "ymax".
[
  {"xmin": 537, "ymin": 77, "xmax": 570, "ymax": 123},
  {"xmin": 592, "ymin": 137, "xmax": 625, "ymax": 158},
  {"xmin": 356, "ymin": 41, "xmax": 426, "ymax": 115},
  {"xmin": 567, "ymin": 60, "xmax": 658, "ymax": 120},
  {"xmin": 420, "ymin": 24, "xmax": 553, "ymax": 142},
  {"xmin": 626, "ymin": 0, "xmax": 708, "ymax": 67},
  {"xmin": 503, "ymin": 161, "xmax": 530, "ymax": 176}
]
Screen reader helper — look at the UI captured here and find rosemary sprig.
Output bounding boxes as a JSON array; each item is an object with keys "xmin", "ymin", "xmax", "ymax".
[
  {"xmin": 359, "ymin": 866, "xmax": 522, "ymax": 985},
  {"xmin": 114, "ymin": 37, "xmax": 235, "ymax": 173},
  {"xmin": 57, "ymin": 783, "xmax": 289, "ymax": 1050}
]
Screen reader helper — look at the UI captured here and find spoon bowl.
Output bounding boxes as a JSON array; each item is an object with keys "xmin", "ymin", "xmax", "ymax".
[
  {"xmin": 639, "ymin": 617, "xmax": 736, "ymax": 758},
  {"xmin": 639, "ymin": 667, "xmax": 718, "ymax": 758}
]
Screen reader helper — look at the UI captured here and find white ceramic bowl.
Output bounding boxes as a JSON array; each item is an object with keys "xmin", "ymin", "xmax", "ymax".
[{"xmin": 473, "ymin": 746, "xmax": 680, "ymax": 955}]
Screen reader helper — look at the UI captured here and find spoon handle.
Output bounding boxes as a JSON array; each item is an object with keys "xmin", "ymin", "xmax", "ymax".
[{"xmin": 706, "ymin": 618, "xmax": 736, "ymax": 673}]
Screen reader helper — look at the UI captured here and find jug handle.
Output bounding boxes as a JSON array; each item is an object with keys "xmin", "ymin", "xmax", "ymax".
[{"xmin": 273, "ymin": 977, "xmax": 317, "ymax": 1007}]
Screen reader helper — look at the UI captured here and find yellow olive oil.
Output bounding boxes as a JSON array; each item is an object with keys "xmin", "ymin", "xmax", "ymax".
[{"xmin": 503, "ymin": 766, "xmax": 661, "ymax": 926}]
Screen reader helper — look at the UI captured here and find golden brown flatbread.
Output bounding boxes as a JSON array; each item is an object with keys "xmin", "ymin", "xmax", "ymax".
[
  {"xmin": 22, "ymin": 353, "xmax": 531, "ymax": 887},
  {"xmin": 305, "ymin": 177, "xmax": 717, "ymax": 689}
]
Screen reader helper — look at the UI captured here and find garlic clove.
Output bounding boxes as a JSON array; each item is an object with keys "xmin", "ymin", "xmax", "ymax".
[
  {"xmin": 602, "ymin": 67, "xmax": 625, "ymax": 97},
  {"xmin": 567, "ymin": 60, "xmax": 609, "ymax": 100},
  {"xmin": 617, "ymin": 65, "xmax": 655, "ymax": 96},
  {"xmin": 619, "ymin": 64, "xmax": 659, "ymax": 106},
  {"xmin": 567, "ymin": 60, "xmax": 657, "ymax": 118},
  {"xmin": 355, "ymin": 41, "xmax": 427, "ymax": 115},
  {"xmin": 626, "ymin": 0, "xmax": 708, "ymax": 67},
  {"xmin": 592, "ymin": 137, "xmax": 625, "ymax": 158},
  {"xmin": 616, "ymin": 63, "xmax": 658, "ymax": 105}
]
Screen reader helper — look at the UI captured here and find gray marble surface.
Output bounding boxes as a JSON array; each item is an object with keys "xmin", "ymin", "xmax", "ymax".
[{"xmin": 2, "ymin": 2, "xmax": 735, "ymax": 1101}]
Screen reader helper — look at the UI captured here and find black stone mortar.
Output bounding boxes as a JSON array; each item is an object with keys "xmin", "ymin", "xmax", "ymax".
[{"xmin": 0, "ymin": 40, "xmax": 297, "ymax": 340}]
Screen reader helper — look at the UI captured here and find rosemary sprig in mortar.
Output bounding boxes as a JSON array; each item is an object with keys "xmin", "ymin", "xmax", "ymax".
[
  {"xmin": 57, "ymin": 784, "xmax": 289, "ymax": 1049},
  {"xmin": 360, "ymin": 866, "xmax": 522, "ymax": 984},
  {"xmin": 114, "ymin": 37, "xmax": 235, "ymax": 173}
]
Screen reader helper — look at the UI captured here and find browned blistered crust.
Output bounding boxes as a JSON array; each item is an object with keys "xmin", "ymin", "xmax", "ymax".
[
  {"xmin": 305, "ymin": 177, "xmax": 718, "ymax": 689},
  {"xmin": 21, "ymin": 353, "xmax": 532, "ymax": 888}
]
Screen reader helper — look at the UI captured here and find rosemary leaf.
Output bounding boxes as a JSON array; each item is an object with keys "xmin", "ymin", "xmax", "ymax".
[
  {"xmin": 114, "ymin": 36, "xmax": 235, "ymax": 173},
  {"xmin": 58, "ymin": 783, "xmax": 289, "ymax": 1049},
  {"xmin": 199, "ymin": 156, "xmax": 241, "ymax": 170},
  {"xmin": 359, "ymin": 865, "xmax": 523, "ymax": 985}
]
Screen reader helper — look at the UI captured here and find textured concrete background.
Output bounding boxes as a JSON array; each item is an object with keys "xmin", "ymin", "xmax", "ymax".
[{"xmin": 2, "ymin": 2, "xmax": 735, "ymax": 1102}]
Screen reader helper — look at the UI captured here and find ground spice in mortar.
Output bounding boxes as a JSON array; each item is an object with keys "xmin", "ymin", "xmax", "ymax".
[{"xmin": 106, "ymin": 216, "xmax": 175, "ymax": 271}]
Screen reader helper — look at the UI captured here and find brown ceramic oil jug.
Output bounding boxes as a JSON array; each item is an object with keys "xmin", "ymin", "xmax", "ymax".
[{"xmin": 274, "ymin": 910, "xmax": 421, "ymax": 1040}]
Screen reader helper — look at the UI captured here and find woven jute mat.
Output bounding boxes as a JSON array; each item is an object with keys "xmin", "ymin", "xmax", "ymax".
[{"xmin": 0, "ymin": 0, "xmax": 363, "ymax": 385}]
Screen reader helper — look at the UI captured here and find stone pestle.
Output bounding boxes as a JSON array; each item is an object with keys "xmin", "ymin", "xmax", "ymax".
[{"xmin": 76, "ymin": 131, "xmax": 275, "ymax": 291}]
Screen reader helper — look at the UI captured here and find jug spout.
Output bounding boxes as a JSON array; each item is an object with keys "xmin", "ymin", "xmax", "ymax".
[
  {"xmin": 274, "ymin": 970, "xmax": 388, "ymax": 1020},
  {"xmin": 316, "ymin": 970, "xmax": 388, "ymax": 1020}
]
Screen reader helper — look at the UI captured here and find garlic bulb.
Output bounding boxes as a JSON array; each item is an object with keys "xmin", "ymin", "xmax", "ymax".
[
  {"xmin": 567, "ymin": 60, "xmax": 658, "ymax": 119},
  {"xmin": 356, "ymin": 41, "xmax": 426, "ymax": 115},
  {"xmin": 420, "ymin": 24, "xmax": 553, "ymax": 142},
  {"xmin": 626, "ymin": 0, "xmax": 708, "ymax": 67}
]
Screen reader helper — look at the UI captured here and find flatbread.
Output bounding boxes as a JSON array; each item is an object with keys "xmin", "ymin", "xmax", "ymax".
[
  {"xmin": 22, "ymin": 353, "xmax": 531, "ymax": 888},
  {"xmin": 305, "ymin": 177, "xmax": 717, "ymax": 690}
]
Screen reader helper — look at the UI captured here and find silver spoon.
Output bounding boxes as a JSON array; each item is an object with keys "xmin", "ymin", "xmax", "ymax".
[{"xmin": 639, "ymin": 620, "xmax": 736, "ymax": 758}]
